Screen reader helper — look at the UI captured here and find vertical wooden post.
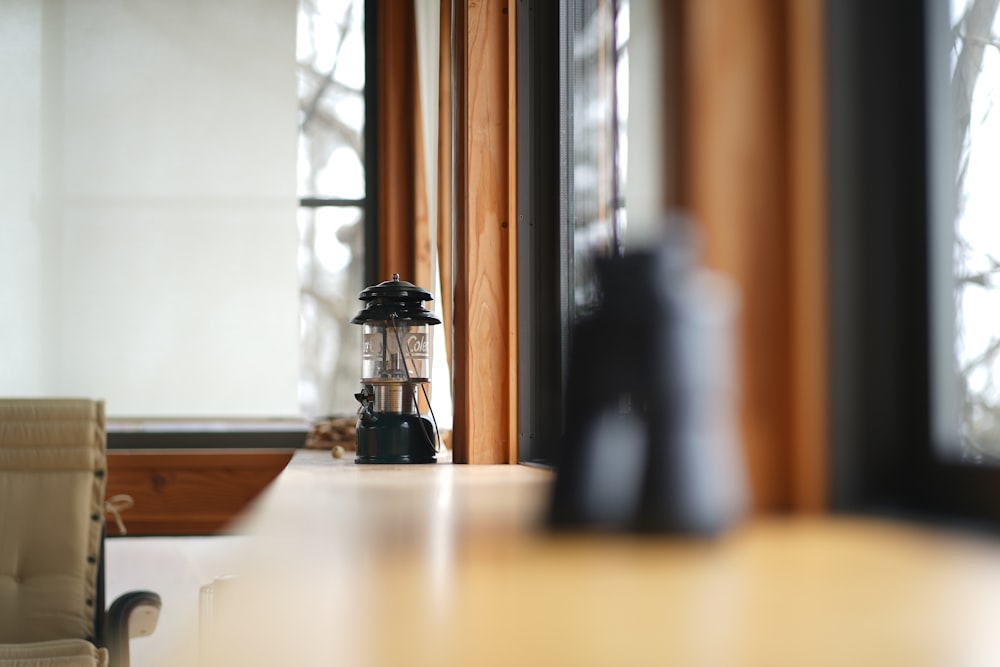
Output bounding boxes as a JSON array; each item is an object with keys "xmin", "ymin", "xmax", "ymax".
[
  {"xmin": 437, "ymin": 0, "xmax": 455, "ymax": 369},
  {"xmin": 506, "ymin": 0, "xmax": 519, "ymax": 464},
  {"xmin": 681, "ymin": 0, "xmax": 829, "ymax": 512},
  {"xmin": 787, "ymin": 0, "xmax": 828, "ymax": 512},
  {"xmin": 452, "ymin": 0, "xmax": 517, "ymax": 463},
  {"xmin": 378, "ymin": 4, "xmax": 419, "ymax": 282}
]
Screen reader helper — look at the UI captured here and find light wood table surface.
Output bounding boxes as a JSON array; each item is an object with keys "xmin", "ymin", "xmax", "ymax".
[{"xmin": 202, "ymin": 450, "xmax": 1000, "ymax": 666}]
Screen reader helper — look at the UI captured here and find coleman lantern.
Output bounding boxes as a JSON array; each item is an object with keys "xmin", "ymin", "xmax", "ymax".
[{"xmin": 351, "ymin": 274, "xmax": 441, "ymax": 463}]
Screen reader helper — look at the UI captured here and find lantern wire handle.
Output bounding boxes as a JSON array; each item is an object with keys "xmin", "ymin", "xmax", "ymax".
[{"xmin": 389, "ymin": 314, "xmax": 441, "ymax": 454}]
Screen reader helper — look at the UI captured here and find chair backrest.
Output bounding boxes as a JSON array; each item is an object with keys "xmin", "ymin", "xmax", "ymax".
[{"xmin": 0, "ymin": 399, "xmax": 107, "ymax": 644}]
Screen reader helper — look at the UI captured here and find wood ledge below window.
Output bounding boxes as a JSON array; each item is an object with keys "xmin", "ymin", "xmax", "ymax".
[{"xmin": 106, "ymin": 449, "xmax": 294, "ymax": 536}]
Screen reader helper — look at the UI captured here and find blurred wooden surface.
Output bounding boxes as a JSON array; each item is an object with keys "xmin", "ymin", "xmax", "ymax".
[
  {"xmin": 106, "ymin": 449, "xmax": 292, "ymax": 536},
  {"xmin": 199, "ymin": 451, "xmax": 1000, "ymax": 666}
]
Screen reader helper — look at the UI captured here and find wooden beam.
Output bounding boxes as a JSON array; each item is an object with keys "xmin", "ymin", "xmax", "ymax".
[
  {"xmin": 452, "ymin": 0, "xmax": 516, "ymax": 463},
  {"xmin": 788, "ymin": 0, "xmax": 828, "ymax": 512},
  {"xmin": 506, "ymin": 0, "xmax": 518, "ymax": 464},
  {"xmin": 437, "ymin": 0, "xmax": 454, "ymax": 367},
  {"xmin": 377, "ymin": 3, "xmax": 419, "ymax": 282}
]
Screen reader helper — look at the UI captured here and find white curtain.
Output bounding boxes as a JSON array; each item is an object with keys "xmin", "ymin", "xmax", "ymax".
[{"xmin": 415, "ymin": 0, "xmax": 453, "ymax": 431}]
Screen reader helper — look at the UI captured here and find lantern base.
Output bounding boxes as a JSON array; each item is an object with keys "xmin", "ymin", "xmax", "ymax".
[{"xmin": 355, "ymin": 412, "xmax": 437, "ymax": 464}]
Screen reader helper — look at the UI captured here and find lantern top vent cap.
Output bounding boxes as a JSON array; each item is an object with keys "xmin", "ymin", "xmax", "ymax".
[
  {"xmin": 357, "ymin": 274, "xmax": 434, "ymax": 303},
  {"xmin": 351, "ymin": 274, "xmax": 441, "ymax": 324}
]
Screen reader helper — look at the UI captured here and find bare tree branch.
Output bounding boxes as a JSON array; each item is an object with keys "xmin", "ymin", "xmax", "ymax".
[
  {"xmin": 952, "ymin": 0, "xmax": 1000, "ymax": 175},
  {"xmin": 962, "ymin": 336, "xmax": 1000, "ymax": 375},
  {"xmin": 958, "ymin": 270, "xmax": 997, "ymax": 287},
  {"xmin": 297, "ymin": 64, "xmax": 363, "ymax": 98},
  {"xmin": 300, "ymin": 3, "xmax": 356, "ymax": 133},
  {"xmin": 306, "ymin": 107, "xmax": 364, "ymax": 157},
  {"xmin": 957, "ymin": 33, "xmax": 1000, "ymax": 52}
]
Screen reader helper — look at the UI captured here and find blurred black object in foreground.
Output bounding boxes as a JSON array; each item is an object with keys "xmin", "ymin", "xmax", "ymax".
[{"xmin": 549, "ymin": 224, "xmax": 747, "ymax": 535}]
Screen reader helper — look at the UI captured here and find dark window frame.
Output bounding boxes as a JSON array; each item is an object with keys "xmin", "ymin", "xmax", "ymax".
[
  {"xmin": 517, "ymin": 0, "xmax": 627, "ymax": 465},
  {"xmin": 516, "ymin": 0, "xmax": 570, "ymax": 465},
  {"xmin": 516, "ymin": 0, "xmax": 561, "ymax": 464},
  {"xmin": 827, "ymin": 0, "xmax": 1000, "ymax": 527}
]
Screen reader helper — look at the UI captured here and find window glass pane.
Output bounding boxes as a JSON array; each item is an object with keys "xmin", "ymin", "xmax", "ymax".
[
  {"xmin": 297, "ymin": 0, "xmax": 366, "ymax": 199},
  {"xmin": 298, "ymin": 206, "xmax": 364, "ymax": 418},
  {"xmin": 935, "ymin": 0, "xmax": 1000, "ymax": 462},
  {"xmin": 948, "ymin": 0, "xmax": 1000, "ymax": 460},
  {"xmin": 568, "ymin": 0, "xmax": 629, "ymax": 312},
  {"xmin": 296, "ymin": 0, "xmax": 367, "ymax": 420}
]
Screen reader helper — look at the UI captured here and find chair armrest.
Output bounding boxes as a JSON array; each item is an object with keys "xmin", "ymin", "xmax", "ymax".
[{"xmin": 106, "ymin": 590, "xmax": 162, "ymax": 667}]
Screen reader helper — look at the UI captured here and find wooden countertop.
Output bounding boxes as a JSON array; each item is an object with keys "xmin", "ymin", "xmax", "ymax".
[{"xmin": 202, "ymin": 450, "xmax": 1000, "ymax": 666}]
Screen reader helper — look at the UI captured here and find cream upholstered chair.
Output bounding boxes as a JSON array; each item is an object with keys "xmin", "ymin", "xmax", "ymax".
[{"xmin": 0, "ymin": 399, "xmax": 161, "ymax": 667}]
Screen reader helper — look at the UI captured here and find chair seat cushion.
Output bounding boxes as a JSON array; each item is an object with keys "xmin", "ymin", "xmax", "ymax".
[{"xmin": 0, "ymin": 639, "xmax": 107, "ymax": 667}]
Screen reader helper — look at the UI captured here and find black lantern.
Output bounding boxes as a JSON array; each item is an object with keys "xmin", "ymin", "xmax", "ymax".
[{"xmin": 351, "ymin": 274, "xmax": 441, "ymax": 463}]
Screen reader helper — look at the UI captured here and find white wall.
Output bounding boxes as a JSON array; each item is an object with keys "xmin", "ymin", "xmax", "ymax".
[
  {"xmin": 0, "ymin": 0, "xmax": 300, "ymax": 418},
  {"xmin": 0, "ymin": 2, "xmax": 46, "ymax": 395}
]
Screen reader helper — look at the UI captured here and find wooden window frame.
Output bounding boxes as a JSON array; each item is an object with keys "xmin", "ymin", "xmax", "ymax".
[{"xmin": 451, "ymin": 0, "xmax": 519, "ymax": 464}]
